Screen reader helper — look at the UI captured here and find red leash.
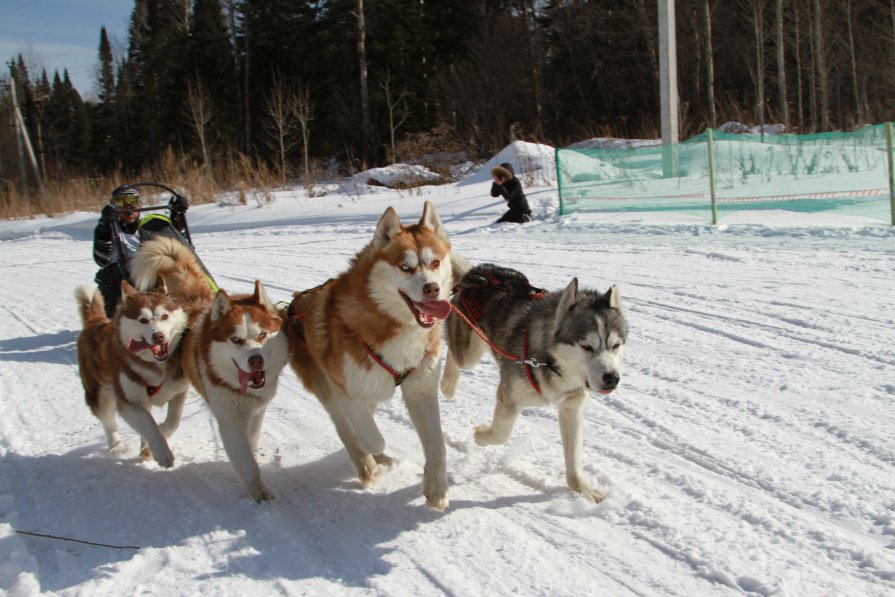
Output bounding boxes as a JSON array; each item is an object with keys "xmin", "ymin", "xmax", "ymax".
[{"xmin": 448, "ymin": 302, "xmax": 547, "ymax": 394}]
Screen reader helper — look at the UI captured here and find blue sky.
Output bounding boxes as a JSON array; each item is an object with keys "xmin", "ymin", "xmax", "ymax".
[{"xmin": 0, "ymin": 0, "xmax": 133, "ymax": 98}]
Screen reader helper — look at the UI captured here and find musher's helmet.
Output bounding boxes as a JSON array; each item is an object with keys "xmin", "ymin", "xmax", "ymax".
[{"xmin": 110, "ymin": 186, "xmax": 142, "ymax": 210}]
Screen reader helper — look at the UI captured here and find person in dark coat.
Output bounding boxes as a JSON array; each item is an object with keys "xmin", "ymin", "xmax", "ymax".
[
  {"xmin": 93, "ymin": 186, "xmax": 190, "ymax": 317},
  {"xmin": 491, "ymin": 162, "xmax": 531, "ymax": 223}
]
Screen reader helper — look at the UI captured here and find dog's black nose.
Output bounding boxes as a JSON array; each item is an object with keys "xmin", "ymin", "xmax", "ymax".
[
  {"xmin": 423, "ymin": 283, "xmax": 440, "ymax": 299},
  {"xmin": 602, "ymin": 372, "xmax": 620, "ymax": 389},
  {"xmin": 151, "ymin": 332, "xmax": 166, "ymax": 345},
  {"xmin": 248, "ymin": 355, "xmax": 265, "ymax": 371}
]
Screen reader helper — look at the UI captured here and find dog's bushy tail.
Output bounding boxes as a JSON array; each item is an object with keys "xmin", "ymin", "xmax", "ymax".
[
  {"xmin": 131, "ymin": 237, "xmax": 214, "ymax": 311},
  {"xmin": 74, "ymin": 284, "xmax": 107, "ymax": 326},
  {"xmin": 450, "ymin": 251, "xmax": 471, "ymax": 289}
]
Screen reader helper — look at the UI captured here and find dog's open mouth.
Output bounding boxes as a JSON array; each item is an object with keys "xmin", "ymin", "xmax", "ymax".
[
  {"xmin": 128, "ymin": 338, "xmax": 169, "ymax": 361},
  {"xmin": 234, "ymin": 361, "xmax": 266, "ymax": 395},
  {"xmin": 585, "ymin": 379, "xmax": 616, "ymax": 396},
  {"xmin": 399, "ymin": 291, "xmax": 451, "ymax": 328}
]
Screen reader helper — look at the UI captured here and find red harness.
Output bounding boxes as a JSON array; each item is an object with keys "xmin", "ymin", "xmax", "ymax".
[
  {"xmin": 356, "ymin": 335, "xmax": 430, "ymax": 386},
  {"xmin": 448, "ymin": 299, "xmax": 550, "ymax": 396},
  {"xmin": 286, "ymin": 282, "xmax": 430, "ymax": 387},
  {"xmin": 144, "ymin": 382, "xmax": 163, "ymax": 397}
]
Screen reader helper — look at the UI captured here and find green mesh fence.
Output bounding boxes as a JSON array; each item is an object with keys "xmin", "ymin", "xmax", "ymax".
[{"xmin": 556, "ymin": 124, "xmax": 895, "ymax": 224}]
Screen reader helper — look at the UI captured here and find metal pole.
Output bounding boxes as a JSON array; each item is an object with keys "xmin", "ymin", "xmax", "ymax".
[
  {"xmin": 9, "ymin": 71, "xmax": 42, "ymax": 188},
  {"xmin": 887, "ymin": 122, "xmax": 895, "ymax": 226},
  {"xmin": 555, "ymin": 148, "xmax": 565, "ymax": 216},
  {"xmin": 659, "ymin": 0, "xmax": 679, "ymax": 177},
  {"xmin": 707, "ymin": 128, "xmax": 718, "ymax": 225},
  {"xmin": 9, "ymin": 72, "xmax": 27, "ymax": 186}
]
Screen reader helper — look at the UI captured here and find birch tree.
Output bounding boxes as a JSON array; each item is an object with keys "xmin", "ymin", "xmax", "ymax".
[
  {"xmin": 185, "ymin": 79, "xmax": 215, "ymax": 176},
  {"xmin": 262, "ymin": 72, "xmax": 301, "ymax": 183}
]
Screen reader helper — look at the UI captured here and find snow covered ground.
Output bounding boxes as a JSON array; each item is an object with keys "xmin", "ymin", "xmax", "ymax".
[{"xmin": 1, "ymin": 150, "xmax": 894, "ymax": 595}]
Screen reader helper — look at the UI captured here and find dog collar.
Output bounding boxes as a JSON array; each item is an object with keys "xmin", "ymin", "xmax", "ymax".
[
  {"xmin": 356, "ymin": 334, "xmax": 429, "ymax": 386},
  {"xmin": 145, "ymin": 381, "xmax": 163, "ymax": 397},
  {"xmin": 523, "ymin": 331, "xmax": 542, "ymax": 395}
]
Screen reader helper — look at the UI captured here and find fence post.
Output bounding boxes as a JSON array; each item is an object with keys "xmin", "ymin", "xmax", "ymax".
[
  {"xmin": 707, "ymin": 128, "xmax": 718, "ymax": 225},
  {"xmin": 887, "ymin": 123, "xmax": 895, "ymax": 226},
  {"xmin": 555, "ymin": 148, "xmax": 565, "ymax": 216}
]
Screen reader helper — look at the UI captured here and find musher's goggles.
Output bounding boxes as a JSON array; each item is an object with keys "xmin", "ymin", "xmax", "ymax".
[{"xmin": 112, "ymin": 195, "xmax": 141, "ymax": 209}]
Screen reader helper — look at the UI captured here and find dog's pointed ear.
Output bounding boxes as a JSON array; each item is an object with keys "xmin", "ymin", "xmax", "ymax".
[
  {"xmin": 556, "ymin": 277, "xmax": 579, "ymax": 319},
  {"xmin": 420, "ymin": 201, "xmax": 448, "ymax": 243},
  {"xmin": 252, "ymin": 280, "xmax": 275, "ymax": 312},
  {"xmin": 211, "ymin": 289, "xmax": 232, "ymax": 322},
  {"xmin": 373, "ymin": 206, "xmax": 403, "ymax": 249},
  {"xmin": 153, "ymin": 275, "xmax": 168, "ymax": 295},
  {"xmin": 120, "ymin": 280, "xmax": 138, "ymax": 303},
  {"xmin": 606, "ymin": 284, "xmax": 621, "ymax": 310}
]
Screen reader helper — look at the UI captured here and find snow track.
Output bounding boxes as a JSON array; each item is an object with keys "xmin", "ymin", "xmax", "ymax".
[{"xmin": 0, "ymin": 205, "xmax": 894, "ymax": 595}]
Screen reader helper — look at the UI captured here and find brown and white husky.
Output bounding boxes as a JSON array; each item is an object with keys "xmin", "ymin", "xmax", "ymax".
[
  {"xmin": 74, "ymin": 278, "xmax": 189, "ymax": 467},
  {"xmin": 131, "ymin": 237, "xmax": 290, "ymax": 502},
  {"xmin": 283, "ymin": 201, "xmax": 456, "ymax": 510}
]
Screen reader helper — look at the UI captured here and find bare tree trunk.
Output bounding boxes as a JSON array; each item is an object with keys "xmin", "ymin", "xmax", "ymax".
[
  {"xmin": 244, "ymin": 13, "xmax": 252, "ymax": 156},
  {"xmin": 843, "ymin": 0, "xmax": 862, "ymax": 125},
  {"xmin": 793, "ymin": 2, "xmax": 805, "ymax": 131},
  {"xmin": 294, "ymin": 82, "xmax": 314, "ymax": 178},
  {"xmin": 807, "ymin": 1, "xmax": 818, "ymax": 130},
  {"xmin": 702, "ymin": 0, "xmax": 717, "ymax": 128},
  {"xmin": 775, "ymin": 0, "xmax": 788, "ymax": 129},
  {"xmin": 224, "ymin": 1, "xmax": 247, "ymax": 154},
  {"xmin": 523, "ymin": 0, "xmax": 545, "ymax": 138},
  {"xmin": 356, "ymin": 0, "xmax": 372, "ymax": 166},
  {"xmin": 381, "ymin": 72, "xmax": 409, "ymax": 163},
  {"xmin": 185, "ymin": 80, "xmax": 214, "ymax": 177},
  {"xmin": 813, "ymin": 0, "xmax": 829, "ymax": 130},
  {"xmin": 891, "ymin": 0, "xmax": 895, "ymax": 67},
  {"xmin": 263, "ymin": 72, "xmax": 300, "ymax": 183},
  {"xmin": 746, "ymin": 0, "xmax": 766, "ymax": 130}
]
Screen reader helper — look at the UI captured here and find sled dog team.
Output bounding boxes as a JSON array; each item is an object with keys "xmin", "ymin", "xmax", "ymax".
[{"xmin": 74, "ymin": 202, "xmax": 628, "ymax": 509}]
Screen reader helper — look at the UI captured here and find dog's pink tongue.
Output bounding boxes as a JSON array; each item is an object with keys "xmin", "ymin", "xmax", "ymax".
[
  {"xmin": 127, "ymin": 339, "xmax": 152, "ymax": 354},
  {"xmin": 415, "ymin": 300, "xmax": 451, "ymax": 320},
  {"xmin": 237, "ymin": 369, "xmax": 252, "ymax": 395}
]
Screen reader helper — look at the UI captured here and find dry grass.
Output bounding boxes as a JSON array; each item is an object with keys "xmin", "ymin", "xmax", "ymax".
[{"xmin": 0, "ymin": 148, "xmax": 283, "ymax": 220}]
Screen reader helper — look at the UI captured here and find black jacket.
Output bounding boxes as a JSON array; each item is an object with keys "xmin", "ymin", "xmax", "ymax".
[
  {"xmin": 92, "ymin": 211, "xmax": 189, "ymax": 269},
  {"xmin": 93, "ymin": 218, "xmax": 139, "ymax": 268},
  {"xmin": 491, "ymin": 176, "xmax": 531, "ymax": 215}
]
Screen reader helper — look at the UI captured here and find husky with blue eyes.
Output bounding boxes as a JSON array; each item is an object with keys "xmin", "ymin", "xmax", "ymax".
[{"xmin": 441, "ymin": 263, "xmax": 627, "ymax": 502}]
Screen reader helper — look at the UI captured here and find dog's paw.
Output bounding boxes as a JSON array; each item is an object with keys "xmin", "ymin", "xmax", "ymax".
[
  {"xmin": 423, "ymin": 482, "xmax": 449, "ymax": 511},
  {"xmin": 425, "ymin": 494, "xmax": 449, "ymax": 511},
  {"xmin": 373, "ymin": 452, "xmax": 397, "ymax": 468},
  {"xmin": 358, "ymin": 455, "xmax": 382, "ymax": 487},
  {"xmin": 440, "ymin": 376, "xmax": 458, "ymax": 399},
  {"xmin": 569, "ymin": 479, "xmax": 606, "ymax": 503},
  {"xmin": 151, "ymin": 445, "xmax": 175, "ymax": 469},
  {"xmin": 108, "ymin": 440, "xmax": 127, "ymax": 454},
  {"xmin": 249, "ymin": 483, "xmax": 275, "ymax": 503},
  {"xmin": 473, "ymin": 425, "xmax": 495, "ymax": 446}
]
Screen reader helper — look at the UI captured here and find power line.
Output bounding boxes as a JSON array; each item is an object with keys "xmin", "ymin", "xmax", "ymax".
[{"xmin": 0, "ymin": 0, "xmax": 39, "ymax": 19}]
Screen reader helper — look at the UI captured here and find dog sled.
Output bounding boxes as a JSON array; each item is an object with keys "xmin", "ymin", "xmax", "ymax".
[{"xmin": 96, "ymin": 182, "xmax": 218, "ymax": 316}]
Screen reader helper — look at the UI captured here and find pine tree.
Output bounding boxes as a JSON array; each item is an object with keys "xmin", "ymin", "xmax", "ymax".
[
  {"xmin": 187, "ymin": 0, "xmax": 237, "ymax": 156},
  {"xmin": 92, "ymin": 26, "xmax": 118, "ymax": 171}
]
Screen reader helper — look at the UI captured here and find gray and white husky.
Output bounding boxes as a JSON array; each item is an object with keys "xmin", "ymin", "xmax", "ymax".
[{"xmin": 441, "ymin": 263, "xmax": 627, "ymax": 502}]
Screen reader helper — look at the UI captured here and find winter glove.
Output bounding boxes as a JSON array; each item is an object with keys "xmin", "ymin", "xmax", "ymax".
[
  {"xmin": 100, "ymin": 204, "xmax": 119, "ymax": 224},
  {"xmin": 169, "ymin": 195, "xmax": 189, "ymax": 213}
]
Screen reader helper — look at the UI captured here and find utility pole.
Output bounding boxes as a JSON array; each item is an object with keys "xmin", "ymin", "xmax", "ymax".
[
  {"xmin": 8, "ymin": 67, "xmax": 42, "ymax": 189},
  {"xmin": 659, "ymin": 0, "xmax": 680, "ymax": 177}
]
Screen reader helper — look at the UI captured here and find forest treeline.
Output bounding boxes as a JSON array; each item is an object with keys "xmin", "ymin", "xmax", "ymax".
[{"xmin": 2, "ymin": 0, "xmax": 894, "ymax": 209}]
